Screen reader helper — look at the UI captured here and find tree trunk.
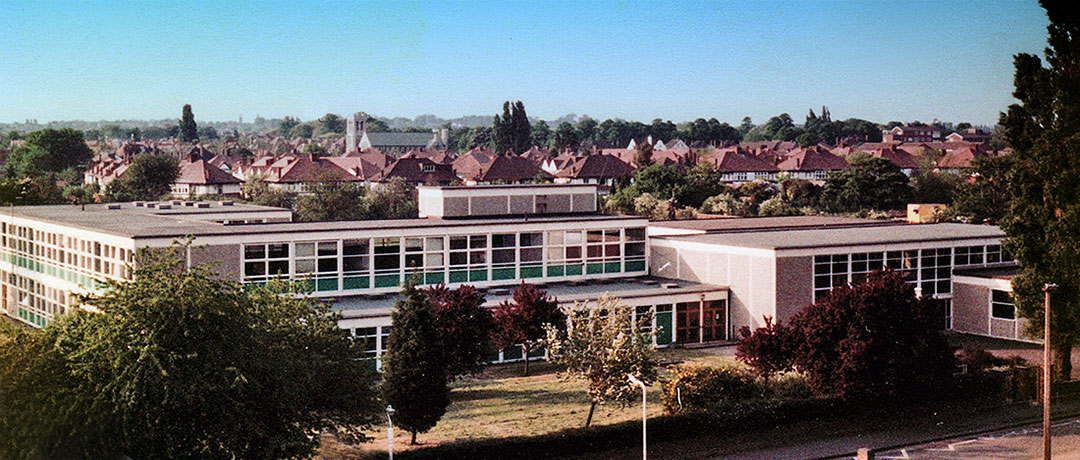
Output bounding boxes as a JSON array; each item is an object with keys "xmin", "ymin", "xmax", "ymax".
[
  {"xmin": 410, "ymin": 430, "xmax": 417, "ymax": 445},
  {"xmin": 1054, "ymin": 338, "xmax": 1074, "ymax": 381},
  {"xmin": 585, "ymin": 401, "xmax": 597, "ymax": 427},
  {"xmin": 522, "ymin": 345, "xmax": 530, "ymax": 377}
]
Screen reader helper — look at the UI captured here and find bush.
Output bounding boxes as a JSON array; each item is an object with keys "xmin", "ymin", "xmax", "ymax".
[
  {"xmin": 768, "ymin": 371, "xmax": 814, "ymax": 400},
  {"xmin": 661, "ymin": 364, "xmax": 760, "ymax": 414},
  {"xmin": 735, "ymin": 315, "xmax": 796, "ymax": 385}
]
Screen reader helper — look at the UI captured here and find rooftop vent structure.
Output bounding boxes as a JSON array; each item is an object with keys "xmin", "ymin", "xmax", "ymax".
[{"xmin": 416, "ymin": 184, "xmax": 598, "ymax": 218}]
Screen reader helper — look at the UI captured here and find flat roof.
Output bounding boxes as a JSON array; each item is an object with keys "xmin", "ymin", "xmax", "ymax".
[
  {"xmin": 656, "ymin": 223, "xmax": 1005, "ymax": 251},
  {"xmin": 5, "ymin": 202, "xmax": 644, "ymax": 239},
  {"xmin": 649, "ymin": 216, "xmax": 902, "ymax": 234},
  {"xmin": 418, "ymin": 183, "xmax": 596, "ymax": 191},
  {"xmin": 953, "ymin": 264, "xmax": 1020, "ymax": 280},
  {"xmin": 334, "ymin": 276, "xmax": 726, "ymax": 319}
]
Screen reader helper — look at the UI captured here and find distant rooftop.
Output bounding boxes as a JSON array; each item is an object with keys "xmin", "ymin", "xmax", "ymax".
[{"xmin": 655, "ymin": 222, "xmax": 1005, "ymax": 251}]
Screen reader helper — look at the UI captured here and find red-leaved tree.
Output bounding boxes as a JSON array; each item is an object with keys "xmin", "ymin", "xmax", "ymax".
[
  {"xmin": 789, "ymin": 269, "xmax": 956, "ymax": 400},
  {"xmin": 491, "ymin": 282, "xmax": 564, "ymax": 376},
  {"xmin": 735, "ymin": 315, "xmax": 796, "ymax": 389},
  {"xmin": 427, "ymin": 284, "xmax": 492, "ymax": 379}
]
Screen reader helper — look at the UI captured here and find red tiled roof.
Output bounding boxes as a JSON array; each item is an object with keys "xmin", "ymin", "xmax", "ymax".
[
  {"xmin": 176, "ymin": 159, "xmax": 242, "ymax": 185},
  {"xmin": 702, "ymin": 149, "xmax": 780, "ymax": 173},
  {"xmin": 777, "ymin": 146, "xmax": 850, "ymax": 171},
  {"xmin": 554, "ymin": 154, "xmax": 634, "ymax": 180},
  {"xmin": 479, "ymin": 155, "xmax": 550, "ymax": 182},
  {"xmin": 377, "ymin": 157, "xmax": 458, "ymax": 184},
  {"xmin": 265, "ymin": 155, "xmax": 360, "ymax": 183}
]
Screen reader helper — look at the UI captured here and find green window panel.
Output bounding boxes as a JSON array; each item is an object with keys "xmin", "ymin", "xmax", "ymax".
[
  {"xmin": 565, "ymin": 264, "xmax": 583, "ymax": 276},
  {"xmin": 604, "ymin": 262, "xmax": 621, "ymax": 273},
  {"xmin": 374, "ymin": 274, "xmax": 400, "ymax": 288},
  {"xmin": 469, "ymin": 269, "xmax": 488, "ymax": 282},
  {"xmin": 343, "ymin": 276, "xmax": 369, "ymax": 290},
  {"xmin": 587, "ymin": 263, "xmax": 604, "ymax": 275},
  {"xmin": 449, "ymin": 270, "xmax": 469, "ymax": 284},
  {"xmin": 655, "ymin": 311, "xmax": 673, "ymax": 345},
  {"xmin": 492, "ymin": 267, "xmax": 516, "ymax": 281},
  {"xmin": 363, "ymin": 358, "xmax": 377, "ymax": 373},
  {"xmin": 502, "ymin": 345, "xmax": 523, "ymax": 361},
  {"xmin": 520, "ymin": 266, "xmax": 543, "ymax": 279},
  {"xmin": 625, "ymin": 260, "xmax": 647, "ymax": 272},
  {"xmin": 245, "ymin": 281, "xmax": 266, "ymax": 289},
  {"xmin": 527, "ymin": 347, "xmax": 546, "ymax": 358},
  {"xmin": 316, "ymin": 278, "xmax": 339, "ymax": 292},
  {"xmin": 424, "ymin": 272, "xmax": 445, "ymax": 285},
  {"xmin": 546, "ymin": 265, "xmax": 565, "ymax": 277}
]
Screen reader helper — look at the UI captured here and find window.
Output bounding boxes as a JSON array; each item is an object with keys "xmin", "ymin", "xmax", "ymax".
[
  {"xmin": 813, "ymin": 254, "xmax": 849, "ymax": 301},
  {"xmin": 986, "ymin": 245, "xmax": 1003, "ymax": 263},
  {"xmin": 919, "ymin": 248, "xmax": 952, "ymax": 297},
  {"xmin": 992, "ymin": 290, "xmax": 1015, "ymax": 320},
  {"xmin": 243, "ymin": 243, "xmax": 289, "ymax": 281},
  {"xmin": 343, "ymin": 239, "xmax": 369, "ymax": 274}
]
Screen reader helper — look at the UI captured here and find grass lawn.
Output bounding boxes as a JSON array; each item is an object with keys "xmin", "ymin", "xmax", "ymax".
[{"xmin": 346, "ymin": 346, "xmax": 740, "ymax": 454}]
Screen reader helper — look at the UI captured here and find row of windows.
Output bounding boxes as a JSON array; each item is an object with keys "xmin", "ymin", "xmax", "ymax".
[
  {"xmin": 242, "ymin": 228, "xmax": 647, "ymax": 287},
  {"xmin": 1, "ymin": 222, "xmax": 133, "ymax": 281},
  {"xmin": 813, "ymin": 244, "xmax": 1008, "ymax": 302},
  {"xmin": 2, "ymin": 270, "xmax": 70, "ymax": 325}
]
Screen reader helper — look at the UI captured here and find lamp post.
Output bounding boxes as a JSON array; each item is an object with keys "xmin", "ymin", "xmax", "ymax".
[
  {"xmin": 386, "ymin": 405, "xmax": 396, "ymax": 460},
  {"xmin": 1043, "ymin": 283, "xmax": 1057, "ymax": 460},
  {"xmin": 627, "ymin": 373, "xmax": 647, "ymax": 460}
]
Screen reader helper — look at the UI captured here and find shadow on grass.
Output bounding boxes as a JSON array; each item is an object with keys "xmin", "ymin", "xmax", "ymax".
[{"xmin": 449, "ymin": 386, "xmax": 586, "ymax": 402}]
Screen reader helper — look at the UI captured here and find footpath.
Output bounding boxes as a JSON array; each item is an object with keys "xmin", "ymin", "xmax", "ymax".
[{"xmin": 566, "ymin": 394, "xmax": 1080, "ymax": 460}]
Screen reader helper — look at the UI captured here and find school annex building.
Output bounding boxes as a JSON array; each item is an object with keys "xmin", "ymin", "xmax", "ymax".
[{"xmin": 0, "ymin": 184, "xmax": 1029, "ymax": 365}]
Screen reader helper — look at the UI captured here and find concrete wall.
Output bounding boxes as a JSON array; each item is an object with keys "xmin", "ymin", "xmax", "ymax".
[
  {"xmin": 189, "ymin": 244, "xmax": 242, "ymax": 281},
  {"xmin": 649, "ymin": 239, "xmax": 777, "ymax": 335},
  {"xmin": 952, "ymin": 280, "xmax": 990, "ymax": 337},
  {"xmin": 775, "ymin": 256, "xmax": 813, "ymax": 323}
]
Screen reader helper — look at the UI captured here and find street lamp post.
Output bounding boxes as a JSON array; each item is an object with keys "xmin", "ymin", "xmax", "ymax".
[
  {"xmin": 386, "ymin": 405, "xmax": 396, "ymax": 460},
  {"xmin": 627, "ymin": 374, "xmax": 647, "ymax": 460},
  {"xmin": 1044, "ymin": 283, "xmax": 1057, "ymax": 460}
]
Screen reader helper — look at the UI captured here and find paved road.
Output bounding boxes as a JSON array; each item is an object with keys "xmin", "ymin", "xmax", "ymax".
[{"xmin": 870, "ymin": 416, "xmax": 1080, "ymax": 459}]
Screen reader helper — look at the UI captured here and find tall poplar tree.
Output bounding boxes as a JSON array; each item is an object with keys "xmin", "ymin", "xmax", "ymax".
[
  {"xmin": 492, "ymin": 102, "xmax": 513, "ymax": 155},
  {"xmin": 179, "ymin": 104, "xmax": 198, "ymax": 142},
  {"xmin": 1000, "ymin": 1, "xmax": 1080, "ymax": 380},
  {"xmin": 510, "ymin": 101, "xmax": 531, "ymax": 155}
]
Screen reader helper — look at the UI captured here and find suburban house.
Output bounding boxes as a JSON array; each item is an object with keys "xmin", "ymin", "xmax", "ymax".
[
  {"xmin": 777, "ymin": 145, "xmax": 850, "ymax": 180},
  {"xmin": 171, "ymin": 153, "xmax": 243, "ymax": 198}
]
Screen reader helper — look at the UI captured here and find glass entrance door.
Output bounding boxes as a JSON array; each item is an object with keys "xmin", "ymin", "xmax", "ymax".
[
  {"xmin": 675, "ymin": 302, "xmax": 699, "ymax": 344},
  {"xmin": 701, "ymin": 300, "xmax": 727, "ymax": 341}
]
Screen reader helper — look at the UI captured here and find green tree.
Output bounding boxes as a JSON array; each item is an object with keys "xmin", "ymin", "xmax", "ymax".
[
  {"xmin": 104, "ymin": 152, "xmax": 180, "ymax": 201},
  {"xmin": 366, "ymin": 177, "xmax": 417, "ymax": 219},
  {"xmin": 279, "ymin": 116, "xmax": 300, "ymax": 136},
  {"xmin": 531, "ymin": 120, "xmax": 552, "ymax": 149},
  {"xmin": 241, "ymin": 174, "xmax": 295, "ymax": 209},
  {"xmin": 911, "ymin": 169, "xmax": 960, "ymax": 204},
  {"xmin": 295, "ymin": 174, "xmax": 367, "ymax": 222},
  {"xmin": 381, "ymin": 281, "xmax": 450, "ymax": 445},
  {"xmin": 318, "ymin": 113, "xmax": 345, "ymax": 135},
  {"xmin": 491, "ymin": 282, "xmax": 564, "ymax": 376},
  {"xmin": 820, "ymin": 154, "xmax": 912, "ymax": 212},
  {"xmin": 21, "ymin": 128, "xmax": 93, "ymax": 172},
  {"xmin": 510, "ymin": 101, "xmax": 531, "ymax": 154},
  {"xmin": 493, "ymin": 102, "xmax": 512, "ymax": 155},
  {"xmin": 293, "ymin": 124, "xmax": 314, "ymax": 139},
  {"xmin": 553, "ymin": 121, "xmax": 580, "ymax": 153},
  {"xmin": 302, "ymin": 142, "xmax": 330, "ymax": 157},
  {"xmin": 0, "ymin": 249, "xmax": 379, "ymax": 460},
  {"xmin": 4, "ymin": 144, "xmax": 49, "ymax": 178},
  {"xmin": 197, "ymin": 126, "xmax": 219, "ymax": 140},
  {"xmin": 545, "ymin": 296, "xmax": 658, "ymax": 427},
  {"xmin": 952, "ymin": 154, "xmax": 1012, "ymax": 224},
  {"xmin": 179, "ymin": 104, "xmax": 198, "ymax": 142},
  {"xmin": 999, "ymin": 0, "xmax": 1080, "ymax": 380}
]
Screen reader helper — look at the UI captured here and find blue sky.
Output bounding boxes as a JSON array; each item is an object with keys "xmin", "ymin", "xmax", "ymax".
[{"xmin": 0, "ymin": 1, "xmax": 1050, "ymax": 125}]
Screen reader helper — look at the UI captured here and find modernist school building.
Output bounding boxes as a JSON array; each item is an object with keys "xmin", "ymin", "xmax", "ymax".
[
  {"xmin": 1, "ymin": 184, "xmax": 1027, "ymax": 362},
  {"xmin": 0, "ymin": 185, "xmax": 729, "ymax": 363}
]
